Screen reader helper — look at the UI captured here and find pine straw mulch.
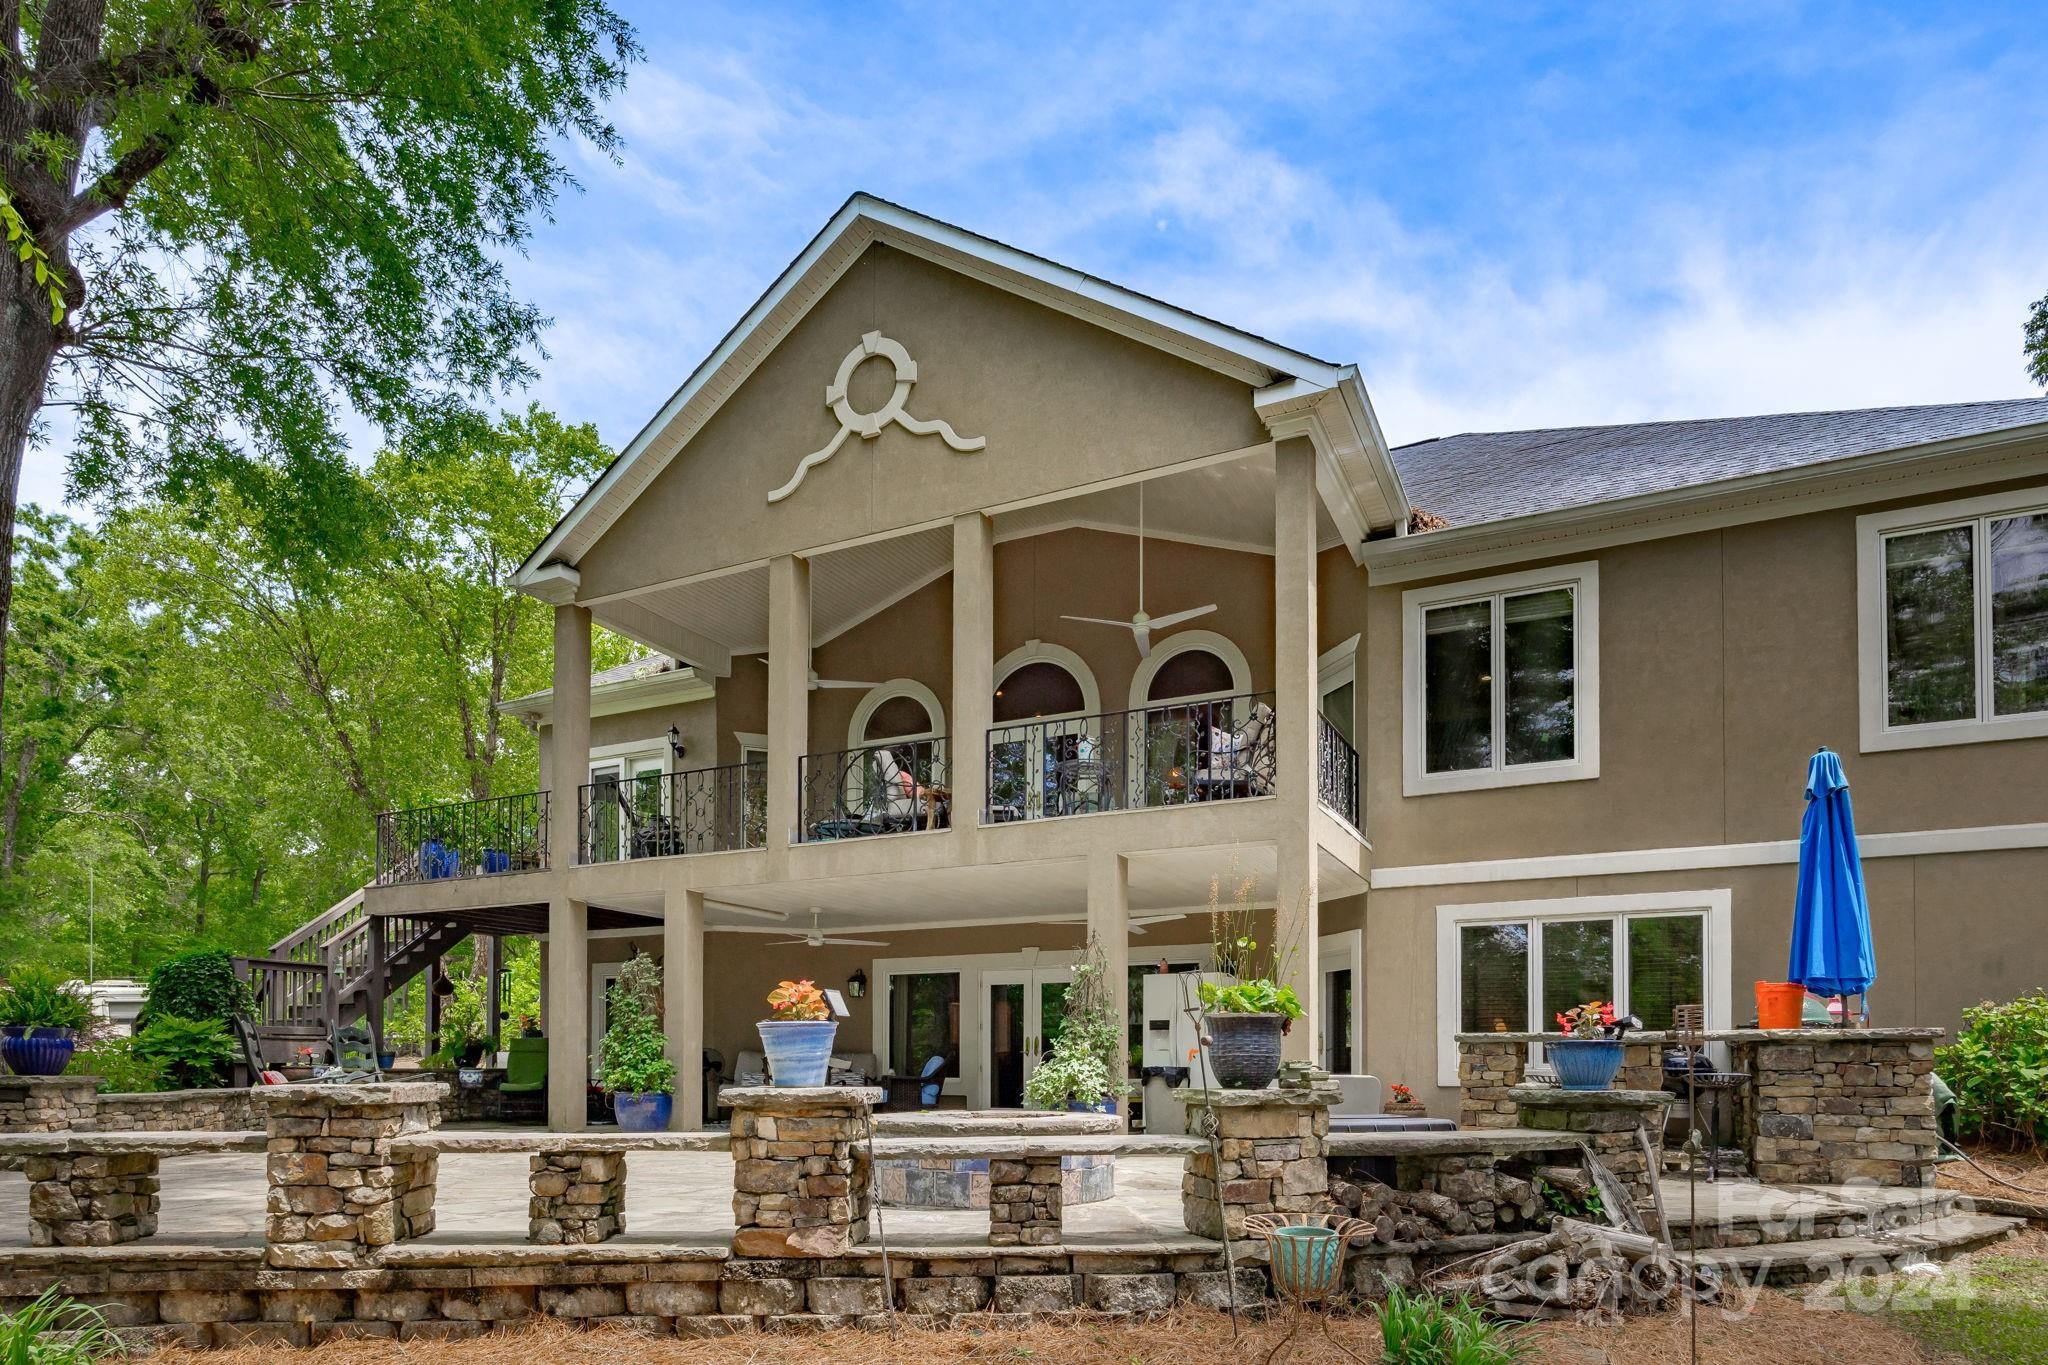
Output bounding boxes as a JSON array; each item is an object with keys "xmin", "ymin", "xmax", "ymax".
[
  {"xmin": 147, "ymin": 1287, "xmax": 1958, "ymax": 1365},
  {"xmin": 1937, "ymin": 1144, "xmax": 2048, "ymax": 1216}
]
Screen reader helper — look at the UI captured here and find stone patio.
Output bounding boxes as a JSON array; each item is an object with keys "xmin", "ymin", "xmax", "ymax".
[{"xmin": 0, "ymin": 1147, "xmax": 1197, "ymax": 1252}]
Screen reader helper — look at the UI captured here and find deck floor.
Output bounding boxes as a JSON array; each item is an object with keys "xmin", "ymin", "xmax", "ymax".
[{"xmin": 0, "ymin": 1150, "xmax": 1200, "ymax": 1252}]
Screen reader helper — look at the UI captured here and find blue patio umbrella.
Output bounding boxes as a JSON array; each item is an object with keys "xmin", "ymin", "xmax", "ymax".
[{"xmin": 1787, "ymin": 747, "xmax": 1877, "ymax": 1007}]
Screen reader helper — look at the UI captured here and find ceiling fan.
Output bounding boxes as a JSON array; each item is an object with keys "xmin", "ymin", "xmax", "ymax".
[
  {"xmin": 768, "ymin": 908, "xmax": 890, "ymax": 949},
  {"xmin": 1060, "ymin": 483, "xmax": 1215, "ymax": 658},
  {"xmin": 1046, "ymin": 911, "xmax": 1188, "ymax": 937},
  {"xmin": 808, "ymin": 669, "xmax": 880, "ymax": 691}
]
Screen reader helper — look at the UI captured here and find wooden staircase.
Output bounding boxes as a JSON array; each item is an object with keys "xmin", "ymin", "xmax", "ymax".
[{"xmin": 236, "ymin": 889, "xmax": 474, "ymax": 1062}]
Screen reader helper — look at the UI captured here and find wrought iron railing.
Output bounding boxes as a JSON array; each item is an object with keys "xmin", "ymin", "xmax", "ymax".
[
  {"xmin": 1318, "ymin": 714, "xmax": 1360, "ymax": 829},
  {"xmin": 374, "ymin": 791, "xmax": 550, "ymax": 886},
  {"xmin": 796, "ymin": 737, "xmax": 949, "ymax": 842},
  {"xmin": 985, "ymin": 692, "xmax": 1276, "ymax": 822},
  {"xmin": 579, "ymin": 763, "xmax": 767, "ymax": 862}
]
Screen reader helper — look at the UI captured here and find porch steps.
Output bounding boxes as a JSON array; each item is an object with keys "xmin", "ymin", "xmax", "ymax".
[{"xmin": 1689, "ymin": 1211, "xmax": 2023, "ymax": 1285}]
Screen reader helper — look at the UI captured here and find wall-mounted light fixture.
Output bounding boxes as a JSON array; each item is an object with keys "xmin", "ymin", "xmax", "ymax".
[
  {"xmin": 668, "ymin": 725, "xmax": 686, "ymax": 761},
  {"xmin": 846, "ymin": 969, "xmax": 868, "ymax": 1000}
]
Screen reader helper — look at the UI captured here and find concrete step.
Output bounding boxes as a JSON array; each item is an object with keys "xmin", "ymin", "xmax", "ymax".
[{"xmin": 1690, "ymin": 1211, "xmax": 2024, "ymax": 1286}]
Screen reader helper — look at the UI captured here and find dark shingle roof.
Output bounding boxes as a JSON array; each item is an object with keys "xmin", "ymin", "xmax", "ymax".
[{"xmin": 1391, "ymin": 398, "xmax": 2048, "ymax": 529}]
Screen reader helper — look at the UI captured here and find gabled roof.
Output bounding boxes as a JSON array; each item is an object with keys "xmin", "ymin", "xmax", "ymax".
[
  {"xmin": 1394, "ymin": 398, "xmax": 2048, "ymax": 529},
  {"xmin": 516, "ymin": 193, "xmax": 1405, "ymax": 586}
]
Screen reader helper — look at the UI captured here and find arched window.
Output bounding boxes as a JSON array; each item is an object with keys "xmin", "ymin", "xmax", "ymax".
[
  {"xmin": 995, "ymin": 662, "xmax": 1086, "ymax": 721},
  {"xmin": 848, "ymin": 680, "xmax": 946, "ymax": 748},
  {"xmin": 1126, "ymin": 630, "xmax": 1259, "ymax": 807},
  {"xmin": 989, "ymin": 642, "xmax": 1101, "ymax": 819},
  {"xmin": 1128, "ymin": 630, "xmax": 1253, "ymax": 709},
  {"xmin": 1146, "ymin": 648, "xmax": 1235, "ymax": 703}
]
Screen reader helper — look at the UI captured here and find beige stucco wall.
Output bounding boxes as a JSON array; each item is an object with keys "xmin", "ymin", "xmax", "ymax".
[
  {"xmin": 536, "ymin": 696, "xmax": 720, "ymax": 793},
  {"xmin": 575, "ymin": 242, "xmax": 1269, "ymax": 597}
]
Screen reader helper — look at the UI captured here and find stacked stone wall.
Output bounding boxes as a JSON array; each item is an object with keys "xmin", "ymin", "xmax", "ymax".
[{"xmin": 1734, "ymin": 1034, "xmax": 1940, "ymax": 1187}]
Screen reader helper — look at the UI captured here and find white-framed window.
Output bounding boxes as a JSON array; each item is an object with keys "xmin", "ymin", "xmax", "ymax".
[
  {"xmin": 1402, "ymin": 562, "xmax": 1600, "ymax": 795},
  {"xmin": 1433, "ymin": 890, "xmax": 1730, "ymax": 1086},
  {"xmin": 1857, "ymin": 487, "xmax": 2048, "ymax": 752}
]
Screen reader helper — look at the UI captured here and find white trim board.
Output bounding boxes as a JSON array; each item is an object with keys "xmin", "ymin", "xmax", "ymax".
[
  {"xmin": 1373, "ymin": 820, "xmax": 2048, "ymax": 889},
  {"xmin": 1434, "ymin": 890, "xmax": 1733, "ymax": 1087}
]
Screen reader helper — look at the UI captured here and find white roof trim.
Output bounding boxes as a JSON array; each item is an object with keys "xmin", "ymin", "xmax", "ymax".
[
  {"xmin": 516, "ymin": 193, "xmax": 1367, "ymax": 588},
  {"xmin": 499, "ymin": 665, "xmax": 715, "ymax": 724}
]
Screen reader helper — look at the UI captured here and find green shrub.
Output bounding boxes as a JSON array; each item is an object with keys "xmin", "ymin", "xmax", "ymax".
[
  {"xmin": 68, "ymin": 1037, "xmax": 167, "ymax": 1094},
  {"xmin": 0, "ymin": 1287, "xmax": 123, "ymax": 1363},
  {"xmin": 1938, "ymin": 990, "xmax": 2048, "ymax": 1150},
  {"xmin": 1025, "ymin": 944, "xmax": 1123, "ymax": 1109},
  {"xmin": 598, "ymin": 955, "xmax": 674, "ymax": 1096},
  {"xmin": 1375, "ymin": 1285, "xmax": 1528, "ymax": 1364},
  {"xmin": 0, "ymin": 967, "xmax": 92, "ymax": 1031},
  {"xmin": 136, "ymin": 950, "xmax": 253, "ymax": 1030},
  {"xmin": 129, "ymin": 1015, "xmax": 238, "ymax": 1090}
]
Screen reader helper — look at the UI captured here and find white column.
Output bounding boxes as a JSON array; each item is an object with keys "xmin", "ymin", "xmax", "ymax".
[
  {"xmin": 548, "ymin": 604, "xmax": 592, "ymax": 872},
  {"xmin": 766, "ymin": 555, "xmax": 812, "ymax": 857},
  {"xmin": 1273, "ymin": 436, "xmax": 1321, "ymax": 1062},
  {"xmin": 950, "ymin": 512, "xmax": 995, "ymax": 844},
  {"xmin": 546, "ymin": 898, "xmax": 589, "ymax": 1130},
  {"xmin": 1087, "ymin": 851, "xmax": 1131, "ymax": 1119},
  {"xmin": 664, "ymin": 887, "xmax": 706, "ymax": 1130}
]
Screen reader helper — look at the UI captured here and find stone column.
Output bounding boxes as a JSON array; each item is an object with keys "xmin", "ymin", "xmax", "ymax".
[
  {"xmin": 950, "ymin": 511, "xmax": 995, "ymax": 845},
  {"xmin": 726, "ymin": 1086, "xmax": 875, "ymax": 1257},
  {"xmin": 664, "ymin": 886, "xmax": 707, "ymax": 1131},
  {"xmin": 528, "ymin": 1148, "xmax": 626, "ymax": 1243},
  {"xmin": 766, "ymin": 553, "xmax": 811, "ymax": 857},
  {"xmin": 26, "ymin": 1149, "xmax": 158, "ymax": 1246},
  {"xmin": 1510, "ymin": 1086, "xmax": 1672, "ymax": 1215},
  {"xmin": 1177, "ymin": 1080, "xmax": 1335, "ymax": 1240},
  {"xmin": 1455, "ymin": 1034, "xmax": 1528, "ymax": 1129},
  {"xmin": 989, "ymin": 1155, "xmax": 1063, "ymax": 1246},
  {"xmin": 1272, "ymin": 435, "xmax": 1320, "ymax": 1062},
  {"xmin": 1734, "ymin": 1029, "xmax": 1941, "ymax": 1187},
  {"xmin": 1087, "ymin": 850, "xmax": 1131, "ymax": 1106},
  {"xmin": 0, "ymin": 1076, "xmax": 99, "ymax": 1133},
  {"xmin": 254, "ymin": 1083, "xmax": 444, "ymax": 1268},
  {"xmin": 545, "ymin": 898, "xmax": 589, "ymax": 1132}
]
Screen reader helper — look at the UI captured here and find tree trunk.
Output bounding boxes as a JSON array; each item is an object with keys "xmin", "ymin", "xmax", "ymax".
[{"xmin": 0, "ymin": 266, "xmax": 61, "ymax": 826}]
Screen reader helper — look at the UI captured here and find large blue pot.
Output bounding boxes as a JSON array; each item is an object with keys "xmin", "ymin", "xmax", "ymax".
[
  {"xmin": 757, "ymin": 1019, "xmax": 839, "ymax": 1087},
  {"xmin": 1, "ymin": 1026, "xmax": 77, "ymax": 1077},
  {"xmin": 613, "ymin": 1091, "xmax": 673, "ymax": 1132},
  {"xmin": 1066, "ymin": 1098, "xmax": 1118, "ymax": 1115},
  {"xmin": 420, "ymin": 840, "xmax": 458, "ymax": 879},
  {"xmin": 1548, "ymin": 1038, "xmax": 1625, "ymax": 1091}
]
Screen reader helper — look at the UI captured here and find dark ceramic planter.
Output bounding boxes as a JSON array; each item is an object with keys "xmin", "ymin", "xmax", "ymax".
[
  {"xmin": 613, "ymin": 1091, "xmax": 673, "ymax": 1132},
  {"xmin": 1, "ymin": 1025, "xmax": 78, "ymax": 1077},
  {"xmin": 1207, "ymin": 1013, "xmax": 1284, "ymax": 1089}
]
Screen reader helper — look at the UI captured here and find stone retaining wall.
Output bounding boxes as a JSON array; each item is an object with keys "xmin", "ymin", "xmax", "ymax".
[
  {"xmin": 0, "ymin": 1246, "xmax": 1266, "ymax": 1347},
  {"xmin": 0, "ymin": 1077, "xmax": 99, "ymax": 1134},
  {"xmin": 96, "ymin": 1089, "xmax": 257, "ymax": 1133},
  {"xmin": 1177, "ymin": 1082, "xmax": 1333, "ymax": 1240},
  {"xmin": 1731, "ymin": 1033, "xmax": 1939, "ymax": 1187}
]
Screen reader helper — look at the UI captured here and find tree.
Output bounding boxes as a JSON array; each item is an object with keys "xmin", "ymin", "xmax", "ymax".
[{"xmin": 0, "ymin": 0, "xmax": 638, "ymax": 769}]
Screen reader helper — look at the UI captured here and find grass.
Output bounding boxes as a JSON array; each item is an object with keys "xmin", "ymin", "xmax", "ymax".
[
  {"xmin": 0, "ymin": 1289, "xmax": 123, "ymax": 1365},
  {"xmin": 1879, "ymin": 1252, "xmax": 2048, "ymax": 1364}
]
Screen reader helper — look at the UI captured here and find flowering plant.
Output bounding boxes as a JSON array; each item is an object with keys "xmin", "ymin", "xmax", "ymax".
[
  {"xmin": 1389, "ymin": 1083, "xmax": 1414, "ymax": 1101},
  {"xmin": 765, "ymin": 979, "xmax": 831, "ymax": 1022},
  {"xmin": 1555, "ymin": 1000, "xmax": 1616, "ymax": 1039}
]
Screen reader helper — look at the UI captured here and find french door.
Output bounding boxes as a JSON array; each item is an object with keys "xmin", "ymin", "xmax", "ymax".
[{"xmin": 983, "ymin": 966, "xmax": 1075, "ymax": 1108}]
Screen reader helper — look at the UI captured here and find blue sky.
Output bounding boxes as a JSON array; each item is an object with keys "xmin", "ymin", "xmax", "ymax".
[{"xmin": 24, "ymin": 2, "xmax": 2048, "ymax": 510}]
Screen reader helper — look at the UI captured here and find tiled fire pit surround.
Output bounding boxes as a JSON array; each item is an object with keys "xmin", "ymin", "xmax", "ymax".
[
  {"xmin": 874, "ymin": 1153, "xmax": 1116, "ymax": 1208},
  {"xmin": 1455, "ymin": 1027, "xmax": 1943, "ymax": 1188}
]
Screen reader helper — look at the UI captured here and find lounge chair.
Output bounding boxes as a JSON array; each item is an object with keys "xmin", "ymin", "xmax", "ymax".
[
  {"xmin": 499, "ymin": 1035, "xmax": 547, "ymax": 1121},
  {"xmin": 291, "ymin": 1023, "xmax": 381, "ymax": 1084}
]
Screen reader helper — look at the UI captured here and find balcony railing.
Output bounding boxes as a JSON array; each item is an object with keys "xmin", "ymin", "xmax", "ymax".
[
  {"xmin": 986, "ymin": 692, "xmax": 1275, "ymax": 822},
  {"xmin": 579, "ymin": 763, "xmax": 767, "ymax": 862},
  {"xmin": 796, "ymin": 737, "xmax": 949, "ymax": 843},
  {"xmin": 375, "ymin": 791, "xmax": 550, "ymax": 886},
  {"xmin": 1318, "ymin": 714, "xmax": 1360, "ymax": 829}
]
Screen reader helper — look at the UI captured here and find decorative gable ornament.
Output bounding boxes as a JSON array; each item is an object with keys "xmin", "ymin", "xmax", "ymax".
[{"xmin": 767, "ymin": 331, "xmax": 985, "ymax": 503}]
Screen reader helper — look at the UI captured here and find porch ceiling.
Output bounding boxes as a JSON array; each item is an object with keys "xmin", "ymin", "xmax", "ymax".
[{"xmin": 581, "ymin": 839, "xmax": 1366, "ymax": 938}]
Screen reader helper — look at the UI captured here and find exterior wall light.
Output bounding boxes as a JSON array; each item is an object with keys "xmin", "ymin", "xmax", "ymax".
[{"xmin": 847, "ymin": 969, "xmax": 868, "ymax": 1000}]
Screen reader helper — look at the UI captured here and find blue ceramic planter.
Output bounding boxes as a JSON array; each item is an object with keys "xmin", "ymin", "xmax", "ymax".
[
  {"xmin": 420, "ymin": 841, "xmax": 458, "ymax": 879},
  {"xmin": 757, "ymin": 1019, "xmax": 839, "ymax": 1087},
  {"xmin": 1, "ymin": 1026, "xmax": 77, "ymax": 1077},
  {"xmin": 1065, "ymin": 1098, "xmax": 1118, "ymax": 1115},
  {"xmin": 613, "ymin": 1091, "xmax": 673, "ymax": 1132},
  {"xmin": 1548, "ymin": 1037, "xmax": 1624, "ymax": 1090},
  {"xmin": 480, "ymin": 848, "xmax": 511, "ymax": 874}
]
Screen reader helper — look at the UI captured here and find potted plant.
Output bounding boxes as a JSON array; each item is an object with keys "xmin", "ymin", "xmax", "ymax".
[
  {"xmin": 1195, "ymin": 879, "xmax": 1306, "ymax": 1089},
  {"xmin": 600, "ymin": 956, "xmax": 675, "ymax": 1131},
  {"xmin": 418, "ymin": 813, "xmax": 459, "ymax": 879},
  {"xmin": 1024, "ymin": 943, "xmax": 1121, "ymax": 1113},
  {"xmin": 757, "ymin": 979, "xmax": 836, "ymax": 1087},
  {"xmin": 1383, "ymin": 1083, "xmax": 1427, "ymax": 1117},
  {"xmin": 0, "ymin": 967, "xmax": 93, "ymax": 1076},
  {"xmin": 1549, "ymin": 1000, "xmax": 1626, "ymax": 1090}
]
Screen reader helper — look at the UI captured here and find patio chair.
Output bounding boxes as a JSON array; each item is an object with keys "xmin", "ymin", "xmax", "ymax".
[
  {"xmin": 1197, "ymin": 702, "xmax": 1276, "ymax": 798},
  {"xmin": 869, "ymin": 747, "xmax": 947, "ymax": 831},
  {"xmin": 498, "ymin": 1035, "xmax": 547, "ymax": 1122},
  {"xmin": 290, "ymin": 1023, "xmax": 381, "ymax": 1084},
  {"xmin": 885, "ymin": 1055, "xmax": 948, "ymax": 1110}
]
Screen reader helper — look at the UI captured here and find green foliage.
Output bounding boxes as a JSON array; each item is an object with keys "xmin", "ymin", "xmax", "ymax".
[
  {"xmin": 69, "ymin": 1038, "xmax": 168, "ymax": 1095},
  {"xmin": 1197, "ymin": 978, "xmax": 1304, "ymax": 1020},
  {"xmin": 1938, "ymin": 990, "xmax": 2048, "ymax": 1150},
  {"xmin": 129, "ymin": 1015, "xmax": 238, "ymax": 1090},
  {"xmin": 503, "ymin": 939, "xmax": 541, "ymax": 1031},
  {"xmin": 0, "ymin": 185, "xmax": 65, "ymax": 324},
  {"xmin": 1532, "ymin": 1175, "xmax": 1604, "ymax": 1222},
  {"xmin": 0, "ymin": 966, "xmax": 91, "ymax": 1030},
  {"xmin": 599, "ymin": 955, "xmax": 674, "ymax": 1096},
  {"xmin": 0, "ymin": 1287, "xmax": 123, "ymax": 1364},
  {"xmin": 1884, "ymin": 1252, "xmax": 2048, "ymax": 1364},
  {"xmin": 1375, "ymin": 1286, "xmax": 1528, "ymax": 1364},
  {"xmin": 1025, "ymin": 944, "xmax": 1123, "ymax": 1110},
  {"xmin": 137, "ymin": 950, "xmax": 252, "ymax": 1029}
]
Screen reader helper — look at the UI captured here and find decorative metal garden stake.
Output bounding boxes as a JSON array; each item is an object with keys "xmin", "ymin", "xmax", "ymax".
[{"xmin": 1245, "ymin": 1212, "xmax": 1372, "ymax": 1364}]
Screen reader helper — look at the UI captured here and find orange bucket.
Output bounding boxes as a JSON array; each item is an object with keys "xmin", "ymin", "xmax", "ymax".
[{"xmin": 1755, "ymin": 981, "xmax": 1807, "ymax": 1030}]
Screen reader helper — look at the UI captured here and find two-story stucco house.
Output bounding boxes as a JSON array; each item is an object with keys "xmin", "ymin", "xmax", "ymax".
[{"xmin": 348, "ymin": 193, "xmax": 2048, "ymax": 1130}]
